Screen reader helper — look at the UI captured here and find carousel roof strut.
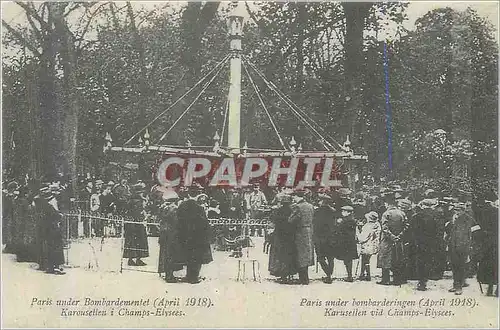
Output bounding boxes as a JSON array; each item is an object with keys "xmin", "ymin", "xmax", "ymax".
[
  {"xmin": 123, "ymin": 54, "xmax": 230, "ymax": 145},
  {"xmin": 155, "ymin": 55, "xmax": 229, "ymax": 144},
  {"xmin": 243, "ymin": 57, "xmax": 345, "ymax": 152},
  {"xmin": 242, "ymin": 61, "xmax": 287, "ymax": 151},
  {"xmin": 220, "ymin": 94, "xmax": 230, "ymax": 147}
]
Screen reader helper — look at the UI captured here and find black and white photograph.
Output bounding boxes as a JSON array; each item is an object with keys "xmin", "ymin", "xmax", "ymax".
[{"xmin": 1, "ymin": 1, "xmax": 498, "ymax": 328}]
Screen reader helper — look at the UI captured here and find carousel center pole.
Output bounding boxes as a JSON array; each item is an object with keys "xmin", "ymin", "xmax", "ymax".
[{"xmin": 227, "ymin": 4, "xmax": 245, "ymax": 154}]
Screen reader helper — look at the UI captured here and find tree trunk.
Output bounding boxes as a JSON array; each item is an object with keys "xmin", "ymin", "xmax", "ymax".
[{"xmin": 341, "ymin": 3, "xmax": 372, "ymax": 146}]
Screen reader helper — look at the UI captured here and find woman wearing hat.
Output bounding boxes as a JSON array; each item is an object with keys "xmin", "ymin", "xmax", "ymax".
[
  {"xmin": 268, "ymin": 194, "xmax": 297, "ymax": 283},
  {"xmin": 357, "ymin": 211, "xmax": 381, "ymax": 281}
]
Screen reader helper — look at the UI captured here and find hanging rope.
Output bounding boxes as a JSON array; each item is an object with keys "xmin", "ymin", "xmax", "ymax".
[
  {"xmin": 242, "ymin": 61, "xmax": 287, "ymax": 151},
  {"xmin": 220, "ymin": 95, "xmax": 230, "ymax": 147},
  {"xmin": 244, "ymin": 59, "xmax": 333, "ymax": 151},
  {"xmin": 155, "ymin": 56, "xmax": 229, "ymax": 144},
  {"xmin": 124, "ymin": 54, "xmax": 230, "ymax": 145},
  {"xmin": 243, "ymin": 57, "xmax": 344, "ymax": 151}
]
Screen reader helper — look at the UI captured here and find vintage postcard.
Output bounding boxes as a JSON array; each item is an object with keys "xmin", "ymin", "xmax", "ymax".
[{"xmin": 1, "ymin": 1, "xmax": 498, "ymax": 328}]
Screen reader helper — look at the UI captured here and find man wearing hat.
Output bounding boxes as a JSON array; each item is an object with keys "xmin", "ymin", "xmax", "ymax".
[
  {"xmin": 313, "ymin": 194, "xmax": 337, "ymax": 283},
  {"xmin": 37, "ymin": 184, "xmax": 66, "ymax": 275},
  {"xmin": 2, "ymin": 181, "xmax": 19, "ymax": 253},
  {"xmin": 377, "ymin": 190, "xmax": 409, "ymax": 285},
  {"xmin": 158, "ymin": 190, "xmax": 184, "ymax": 283},
  {"xmin": 268, "ymin": 193, "xmax": 297, "ymax": 283},
  {"xmin": 288, "ymin": 190, "xmax": 315, "ymax": 285},
  {"xmin": 412, "ymin": 198, "xmax": 440, "ymax": 291},
  {"xmin": 248, "ymin": 183, "xmax": 268, "ymax": 236},
  {"xmin": 177, "ymin": 185, "xmax": 213, "ymax": 284},
  {"xmin": 445, "ymin": 201, "xmax": 480, "ymax": 295},
  {"xmin": 122, "ymin": 182, "xmax": 149, "ymax": 266},
  {"xmin": 331, "ymin": 205, "xmax": 359, "ymax": 282}
]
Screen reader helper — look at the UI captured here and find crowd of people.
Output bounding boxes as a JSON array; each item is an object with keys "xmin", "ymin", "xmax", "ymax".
[{"xmin": 2, "ymin": 175, "xmax": 498, "ymax": 295}]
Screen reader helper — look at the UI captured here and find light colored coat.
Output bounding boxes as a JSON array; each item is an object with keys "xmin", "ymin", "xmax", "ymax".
[
  {"xmin": 357, "ymin": 221, "xmax": 381, "ymax": 255},
  {"xmin": 288, "ymin": 200, "xmax": 315, "ymax": 268}
]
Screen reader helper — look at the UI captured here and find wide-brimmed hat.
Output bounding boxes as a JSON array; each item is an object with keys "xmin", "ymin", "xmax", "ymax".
[
  {"xmin": 341, "ymin": 205, "xmax": 354, "ymax": 212},
  {"xmin": 364, "ymin": 211, "xmax": 379, "ymax": 222}
]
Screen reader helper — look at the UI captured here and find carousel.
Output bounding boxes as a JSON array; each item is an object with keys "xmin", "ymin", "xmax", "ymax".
[
  {"xmin": 102, "ymin": 3, "xmax": 367, "ymax": 190},
  {"xmin": 99, "ymin": 3, "xmax": 367, "ymax": 275}
]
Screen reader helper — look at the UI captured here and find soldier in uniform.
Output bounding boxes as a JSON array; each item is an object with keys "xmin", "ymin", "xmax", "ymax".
[
  {"xmin": 377, "ymin": 191, "xmax": 409, "ymax": 285},
  {"xmin": 288, "ymin": 190, "xmax": 314, "ymax": 285}
]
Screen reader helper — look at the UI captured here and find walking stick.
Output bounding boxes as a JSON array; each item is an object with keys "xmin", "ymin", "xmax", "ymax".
[
  {"xmin": 355, "ymin": 258, "xmax": 360, "ymax": 278},
  {"xmin": 478, "ymin": 280, "xmax": 484, "ymax": 294}
]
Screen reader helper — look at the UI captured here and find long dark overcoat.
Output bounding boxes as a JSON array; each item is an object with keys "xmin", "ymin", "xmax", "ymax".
[
  {"xmin": 313, "ymin": 205, "xmax": 337, "ymax": 258},
  {"xmin": 331, "ymin": 214, "xmax": 359, "ymax": 261},
  {"xmin": 177, "ymin": 199, "xmax": 213, "ymax": 265},
  {"xmin": 268, "ymin": 204, "xmax": 297, "ymax": 277},
  {"xmin": 476, "ymin": 204, "xmax": 498, "ymax": 285},
  {"xmin": 288, "ymin": 200, "xmax": 314, "ymax": 269},
  {"xmin": 158, "ymin": 203, "xmax": 184, "ymax": 274},
  {"xmin": 123, "ymin": 197, "xmax": 149, "ymax": 259}
]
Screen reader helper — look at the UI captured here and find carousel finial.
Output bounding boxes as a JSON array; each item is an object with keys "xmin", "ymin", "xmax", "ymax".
[
  {"xmin": 243, "ymin": 141, "xmax": 248, "ymax": 155},
  {"xmin": 298, "ymin": 143, "xmax": 303, "ymax": 152},
  {"xmin": 187, "ymin": 140, "xmax": 192, "ymax": 151},
  {"xmin": 103, "ymin": 132, "xmax": 112, "ymax": 152},
  {"xmin": 343, "ymin": 134, "xmax": 351, "ymax": 152},
  {"xmin": 290, "ymin": 136, "xmax": 297, "ymax": 152},
  {"xmin": 213, "ymin": 130, "xmax": 220, "ymax": 151},
  {"xmin": 144, "ymin": 128, "xmax": 150, "ymax": 147}
]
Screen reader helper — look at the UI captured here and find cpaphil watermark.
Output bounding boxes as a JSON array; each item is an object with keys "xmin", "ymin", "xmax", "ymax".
[{"xmin": 152, "ymin": 155, "xmax": 345, "ymax": 189}]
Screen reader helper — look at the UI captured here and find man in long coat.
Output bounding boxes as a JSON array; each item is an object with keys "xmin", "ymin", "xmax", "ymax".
[
  {"xmin": 288, "ymin": 191, "xmax": 314, "ymax": 285},
  {"xmin": 476, "ymin": 199, "xmax": 498, "ymax": 296},
  {"xmin": 177, "ymin": 187, "xmax": 213, "ymax": 284},
  {"xmin": 412, "ymin": 198, "xmax": 440, "ymax": 291},
  {"xmin": 445, "ymin": 202, "xmax": 480, "ymax": 295},
  {"xmin": 313, "ymin": 194, "xmax": 337, "ymax": 283},
  {"xmin": 377, "ymin": 191, "xmax": 408, "ymax": 285},
  {"xmin": 158, "ymin": 190, "xmax": 184, "ymax": 282},
  {"xmin": 332, "ymin": 205, "xmax": 359, "ymax": 282}
]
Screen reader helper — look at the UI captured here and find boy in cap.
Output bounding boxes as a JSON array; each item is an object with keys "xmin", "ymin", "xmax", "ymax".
[{"xmin": 357, "ymin": 211, "xmax": 381, "ymax": 281}]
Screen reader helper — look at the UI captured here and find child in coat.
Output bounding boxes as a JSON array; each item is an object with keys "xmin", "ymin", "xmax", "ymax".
[{"xmin": 357, "ymin": 211, "xmax": 381, "ymax": 281}]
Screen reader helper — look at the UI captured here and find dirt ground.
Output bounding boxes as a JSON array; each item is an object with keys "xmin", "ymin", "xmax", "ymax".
[{"xmin": 2, "ymin": 237, "xmax": 498, "ymax": 328}]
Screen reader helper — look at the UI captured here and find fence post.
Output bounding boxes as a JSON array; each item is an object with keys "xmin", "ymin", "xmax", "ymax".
[
  {"xmin": 65, "ymin": 214, "xmax": 70, "ymax": 265},
  {"xmin": 77, "ymin": 210, "xmax": 83, "ymax": 238},
  {"xmin": 120, "ymin": 216, "xmax": 125, "ymax": 273}
]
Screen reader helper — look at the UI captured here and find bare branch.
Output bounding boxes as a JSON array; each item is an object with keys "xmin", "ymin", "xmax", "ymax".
[
  {"xmin": 14, "ymin": 1, "xmax": 51, "ymax": 31},
  {"xmin": 2, "ymin": 19, "xmax": 41, "ymax": 57}
]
